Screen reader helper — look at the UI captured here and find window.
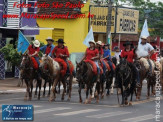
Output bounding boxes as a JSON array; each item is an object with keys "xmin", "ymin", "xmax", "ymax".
[{"xmin": 52, "ymin": 29, "xmax": 64, "ymax": 42}]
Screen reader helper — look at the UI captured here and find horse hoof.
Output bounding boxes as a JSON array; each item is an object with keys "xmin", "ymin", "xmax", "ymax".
[
  {"xmin": 67, "ymin": 98, "xmax": 70, "ymax": 102},
  {"xmin": 84, "ymin": 100, "xmax": 88, "ymax": 104},
  {"xmin": 129, "ymin": 102, "xmax": 132, "ymax": 106},
  {"xmin": 125, "ymin": 101, "xmax": 128, "ymax": 105}
]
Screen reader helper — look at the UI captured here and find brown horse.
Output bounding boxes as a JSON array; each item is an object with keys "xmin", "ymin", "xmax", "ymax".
[
  {"xmin": 20, "ymin": 54, "xmax": 42, "ymax": 100},
  {"xmin": 159, "ymin": 57, "xmax": 163, "ymax": 93},
  {"xmin": 48, "ymin": 57, "xmax": 73, "ymax": 101},
  {"xmin": 134, "ymin": 58, "xmax": 156, "ymax": 100},
  {"xmin": 76, "ymin": 61, "xmax": 100, "ymax": 104}
]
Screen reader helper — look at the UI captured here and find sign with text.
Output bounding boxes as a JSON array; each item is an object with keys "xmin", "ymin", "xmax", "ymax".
[
  {"xmin": 2, "ymin": 105, "xmax": 33, "ymax": 121},
  {"xmin": 90, "ymin": 6, "xmax": 115, "ymax": 33},
  {"xmin": 116, "ymin": 8, "xmax": 139, "ymax": 34}
]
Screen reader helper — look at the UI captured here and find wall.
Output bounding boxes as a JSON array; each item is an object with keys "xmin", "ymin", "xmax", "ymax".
[
  {"xmin": 36, "ymin": 1, "xmax": 90, "ymax": 53},
  {"xmin": 0, "ymin": 0, "xmax": 3, "ymax": 27}
]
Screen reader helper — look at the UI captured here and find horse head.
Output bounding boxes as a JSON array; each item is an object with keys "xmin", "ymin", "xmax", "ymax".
[
  {"xmin": 119, "ymin": 55, "xmax": 128, "ymax": 73},
  {"xmin": 134, "ymin": 59, "xmax": 142, "ymax": 71},
  {"xmin": 20, "ymin": 54, "xmax": 31, "ymax": 69},
  {"xmin": 76, "ymin": 61, "xmax": 86, "ymax": 81}
]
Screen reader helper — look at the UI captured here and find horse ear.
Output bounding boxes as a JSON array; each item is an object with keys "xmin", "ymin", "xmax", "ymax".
[
  {"xmin": 125, "ymin": 55, "xmax": 128, "ymax": 59},
  {"xmin": 119, "ymin": 55, "xmax": 122, "ymax": 59}
]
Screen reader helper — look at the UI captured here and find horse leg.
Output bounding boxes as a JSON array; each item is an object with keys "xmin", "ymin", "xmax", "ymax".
[
  {"xmin": 29, "ymin": 80, "xmax": 33, "ymax": 101},
  {"xmin": 38, "ymin": 79, "xmax": 42, "ymax": 100},
  {"xmin": 96, "ymin": 82, "xmax": 100, "ymax": 103},
  {"xmin": 121, "ymin": 87, "xmax": 125, "ymax": 106},
  {"xmin": 47, "ymin": 81, "xmax": 51, "ymax": 97},
  {"xmin": 61, "ymin": 79, "xmax": 66, "ymax": 101},
  {"xmin": 88, "ymin": 85, "xmax": 93, "ymax": 103},
  {"xmin": 91, "ymin": 83, "xmax": 96, "ymax": 99},
  {"xmin": 78, "ymin": 82, "xmax": 83, "ymax": 103},
  {"xmin": 84, "ymin": 84, "xmax": 89, "ymax": 104},
  {"xmin": 110, "ymin": 77, "xmax": 115, "ymax": 94},
  {"xmin": 42, "ymin": 80, "xmax": 46, "ymax": 97},
  {"xmin": 49, "ymin": 77, "xmax": 58, "ymax": 102},
  {"xmin": 67, "ymin": 76, "xmax": 73, "ymax": 101},
  {"xmin": 24, "ymin": 80, "xmax": 29, "ymax": 101},
  {"xmin": 147, "ymin": 80, "xmax": 150, "ymax": 99},
  {"xmin": 58, "ymin": 80, "xmax": 61, "ymax": 94},
  {"xmin": 34, "ymin": 81, "xmax": 38, "ymax": 98}
]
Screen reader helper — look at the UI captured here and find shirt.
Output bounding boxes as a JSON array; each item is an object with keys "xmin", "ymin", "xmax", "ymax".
[
  {"xmin": 45, "ymin": 46, "xmax": 51, "ymax": 55},
  {"xmin": 137, "ymin": 43, "xmax": 154, "ymax": 58},
  {"xmin": 121, "ymin": 49, "xmax": 134, "ymax": 63},
  {"xmin": 98, "ymin": 47, "xmax": 104, "ymax": 56},
  {"xmin": 28, "ymin": 45, "xmax": 40, "ymax": 57},
  {"xmin": 85, "ymin": 48, "xmax": 99, "ymax": 60},
  {"xmin": 52, "ymin": 46, "xmax": 69, "ymax": 59},
  {"xmin": 114, "ymin": 52, "xmax": 121, "ymax": 61},
  {"xmin": 103, "ymin": 49, "xmax": 111, "ymax": 60},
  {"xmin": 150, "ymin": 52, "xmax": 158, "ymax": 62}
]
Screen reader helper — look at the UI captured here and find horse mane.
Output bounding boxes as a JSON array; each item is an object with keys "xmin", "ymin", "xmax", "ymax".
[{"xmin": 46, "ymin": 56, "xmax": 55, "ymax": 75}]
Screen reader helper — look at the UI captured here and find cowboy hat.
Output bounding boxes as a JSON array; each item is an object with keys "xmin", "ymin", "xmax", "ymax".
[
  {"xmin": 89, "ymin": 40, "xmax": 96, "ymax": 45},
  {"xmin": 33, "ymin": 40, "xmax": 40, "ymax": 47},
  {"xmin": 141, "ymin": 36, "xmax": 148, "ymax": 40},
  {"xmin": 46, "ymin": 37, "xmax": 54, "ymax": 42},
  {"xmin": 104, "ymin": 43, "xmax": 110, "ymax": 46},
  {"xmin": 56, "ymin": 39, "xmax": 65, "ymax": 44},
  {"xmin": 123, "ymin": 41, "xmax": 133, "ymax": 47},
  {"xmin": 96, "ymin": 41, "xmax": 102, "ymax": 45},
  {"xmin": 114, "ymin": 46, "xmax": 119, "ymax": 50}
]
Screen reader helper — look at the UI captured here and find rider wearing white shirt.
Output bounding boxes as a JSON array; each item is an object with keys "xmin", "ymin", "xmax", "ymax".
[{"xmin": 137, "ymin": 36, "xmax": 154, "ymax": 76}]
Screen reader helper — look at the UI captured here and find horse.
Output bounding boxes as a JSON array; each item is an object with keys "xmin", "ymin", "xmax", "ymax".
[
  {"xmin": 39, "ymin": 54, "xmax": 57, "ymax": 97},
  {"xmin": 20, "ymin": 54, "xmax": 42, "ymax": 100},
  {"xmin": 115, "ymin": 56, "xmax": 136, "ymax": 106},
  {"xmin": 49, "ymin": 58, "xmax": 74, "ymax": 101},
  {"xmin": 134, "ymin": 58, "xmax": 156, "ymax": 100},
  {"xmin": 159, "ymin": 57, "xmax": 163, "ymax": 93},
  {"xmin": 76, "ymin": 61, "xmax": 100, "ymax": 104}
]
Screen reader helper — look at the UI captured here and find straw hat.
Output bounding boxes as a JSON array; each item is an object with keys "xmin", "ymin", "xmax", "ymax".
[
  {"xmin": 46, "ymin": 37, "xmax": 54, "ymax": 42},
  {"xmin": 89, "ymin": 40, "xmax": 96, "ymax": 45},
  {"xmin": 141, "ymin": 36, "xmax": 148, "ymax": 40},
  {"xmin": 33, "ymin": 40, "xmax": 40, "ymax": 47},
  {"xmin": 96, "ymin": 41, "xmax": 102, "ymax": 45}
]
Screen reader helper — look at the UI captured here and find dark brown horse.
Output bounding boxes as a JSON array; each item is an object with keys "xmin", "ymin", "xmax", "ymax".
[
  {"xmin": 134, "ymin": 58, "xmax": 156, "ymax": 100},
  {"xmin": 76, "ymin": 61, "xmax": 100, "ymax": 104},
  {"xmin": 20, "ymin": 54, "xmax": 42, "ymax": 100}
]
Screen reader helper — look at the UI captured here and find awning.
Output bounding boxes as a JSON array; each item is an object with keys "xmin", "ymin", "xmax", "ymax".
[{"xmin": 0, "ymin": 27, "xmax": 54, "ymax": 30}]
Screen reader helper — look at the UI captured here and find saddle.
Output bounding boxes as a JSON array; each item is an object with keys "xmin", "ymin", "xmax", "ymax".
[
  {"xmin": 84, "ymin": 60, "xmax": 103, "ymax": 75},
  {"xmin": 54, "ymin": 58, "xmax": 74, "ymax": 76},
  {"xmin": 31, "ymin": 57, "xmax": 39, "ymax": 69}
]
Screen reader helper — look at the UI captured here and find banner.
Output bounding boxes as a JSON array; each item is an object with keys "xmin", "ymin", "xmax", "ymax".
[
  {"xmin": 116, "ymin": 8, "xmax": 139, "ymax": 34},
  {"xmin": 90, "ymin": 6, "xmax": 115, "ymax": 33}
]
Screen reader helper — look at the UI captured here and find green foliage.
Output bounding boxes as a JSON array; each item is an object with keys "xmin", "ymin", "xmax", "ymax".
[
  {"xmin": 0, "ymin": 44, "xmax": 22, "ymax": 66},
  {"xmin": 115, "ymin": 0, "xmax": 163, "ymax": 37}
]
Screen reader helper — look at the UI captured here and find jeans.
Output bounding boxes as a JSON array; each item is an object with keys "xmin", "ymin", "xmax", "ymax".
[
  {"xmin": 64, "ymin": 60, "xmax": 70, "ymax": 74},
  {"xmin": 108, "ymin": 60, "xmax": 114, "ymax": 75},
  {"xmin": 95, "ymin": 61, "xmax": 100, "ymax": 74},
  {"xmin": 102, "ymin": 61, "xmax": 106, "ymax": 74},
  {"xmin": 134, "ymin": 65, "xmax": 140, "ymax": 83},
  {"xmin": 34, "ymin": 56, "xmax": 40, "ymax": 66}
]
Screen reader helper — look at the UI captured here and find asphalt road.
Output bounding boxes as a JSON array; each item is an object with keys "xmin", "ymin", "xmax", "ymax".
[{"xmin": 0, "ymin": 80, "xmax": 163, "ymax": 122}]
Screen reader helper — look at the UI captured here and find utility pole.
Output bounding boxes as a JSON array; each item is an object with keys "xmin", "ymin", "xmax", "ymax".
[{"xmin": 106, "ymin": 0, "xmax": 113, "ymax": 44}]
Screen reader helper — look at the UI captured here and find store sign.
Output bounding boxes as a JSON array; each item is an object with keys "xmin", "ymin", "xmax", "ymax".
[
  {"xmin": 90, "ymin": 6, "xmax": 115, "ymax": 33},
  {"xmin": 116, "ymin": 8, "xmax": 139, "ymax": 34}
]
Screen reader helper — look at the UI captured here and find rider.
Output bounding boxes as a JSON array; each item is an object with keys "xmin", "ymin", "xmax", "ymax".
[
  {"xmin": 150, "ymin": 46, "xmax": 158, "ymax": 62},
  {"xmin": 80, "ymin": 40, "xmax": 100, "ymax": 82},
  {"xmin": 51, "ymin": 39, "xmax": 71, "ymax": 75},
  {"xmin": 103, "ymin": 44, "xmax": 114, "ymax": 75},
  {"xmin": 27, "ymin": 40, "xmax": 41, "ymax": 79},
  {"xmin": 137, "ymin": 36, "xmax": 154, "ymax": 76},
  {"xmin": 40, "ymin": 37, "xmax": 55, "ymax": 57},
  {"xmin": 115, "ymin": 41, "xmax": 141, "ymax": 87},
  {"xmin": 96, "ymin": 41, "xmax": 104, "ymax": 59},
  {"xmin": 113, "ymin": 46, "xmax": 121, "ymax": 64}
]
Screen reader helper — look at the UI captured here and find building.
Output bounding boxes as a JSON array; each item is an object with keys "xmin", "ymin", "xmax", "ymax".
[{"xmin": 0, "ymin": 0, "xmax": 39, "ymax": 79}]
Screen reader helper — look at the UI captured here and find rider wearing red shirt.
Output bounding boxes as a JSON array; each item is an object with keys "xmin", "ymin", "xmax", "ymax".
[
  {"xmin": 96, "ymin": 41, "xmax": 104, "ymax": 59},
  {"xmin": 117, "ymin": 41, "xmax": 141, "ymax": 87}
]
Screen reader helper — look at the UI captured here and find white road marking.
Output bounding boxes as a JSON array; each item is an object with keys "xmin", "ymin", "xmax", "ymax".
[
  {"xmin": 86, "ymin": 111, "xmax": 131, "ymax": 118},
  {"xmin": 121, "ymin": 114, "xmax": 155, "ymax": 122},
  {"xmin": 54, "ymin": 109, "xmax": 100, "ymax": 116},
  {"xmin": 35, "ymin": 107, "xmax": 71, "ymax": 114}
]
